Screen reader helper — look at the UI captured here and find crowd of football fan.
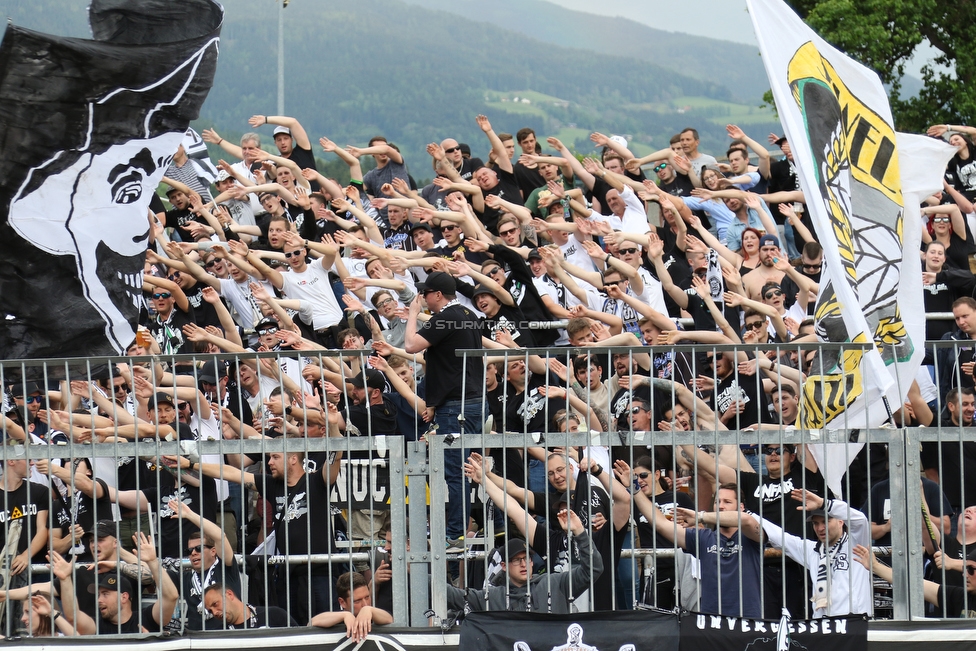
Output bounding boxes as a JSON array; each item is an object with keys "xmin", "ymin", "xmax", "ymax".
[{"xmin": 3, "ymin": 113, "xmax": 976, "ymax": 638}]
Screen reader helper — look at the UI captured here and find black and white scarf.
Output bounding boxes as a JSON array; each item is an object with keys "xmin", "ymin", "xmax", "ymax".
[{"xmin": 812, "ymin": 529, "xmax": 848, "ymax": 610}]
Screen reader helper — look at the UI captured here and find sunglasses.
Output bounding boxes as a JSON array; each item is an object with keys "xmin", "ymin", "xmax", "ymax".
[
  {"xmin": 115, "ymin": 384, "xmax": 130, "ymax": 393},
  {"xmin": 498, "ymin": 228, "xmax": 519, "ymax": 237},
  {"xmin": 802, "ymin": 263, "xmax": 822, "ymax": 271},
  {"xmin": 443, "ymin": 146, "xmax": 461, "ymax": 154},
  {"xmin": 258, "ymin": 326, "xmax": 280, "ymax": 336},
  {"xmin": 618, "ymin": 248, "xmax": 639, "ymax": 256},
  {"xmin": 764, "ymin": 290, "xmax": 784, "ymax": 300},
  {"xmin": 763, "ymin": 447, "xmax": 792, "ymax": 456},
  {"xmin": 745, "ymin": 321, "xmax": 766, "ymax": 331},
  {"xmin": 933, "ymin": 217, "xmax": 950, "ymax": 223},
  {"xmin": 604, "ymin": 279, "xmax": 624, "ymax": 287},
  {"xmin": 152, "ymin": 292, "xmax": 171, "ymax": 300},
  {"xmin": 485, "ymin": 267, "xmax": 503, "ymax": 276},
  {"xmin": 284, "ymin": 250, "xmax": 304, "ymax": 258},
  {"xmin": 440, "ymin": 225, "xmax": 457, "ymax": 232},
  {"xmin": 630, "ymin": 406, "xmax": 645, "ymax": 414},
  {"xmin": 653, "ymin": 163, "xmax": 667, "ymax": 172},
  {"xmin": 178, "ymin": 402, "xmax": 190, "ymax": 410},
  {"xmin": 967, "ymin": 565, "xmax": 976, "ymax": 576},
  {"xmin": 168, "ymin": 273, "xmax": 181, "ymax": 282},
  {"xmin": 636, "ymin": 471, "xmax": 652, "ymax": 480},
  {"xmin": 186, "ymin": 545, "xmax": 213, "ymax": 555},
  {"xmin": 204, "ymin": 260, "xmax": 218, "ymax": 269},
  {"xmin": 23, "ymin": 395, "xmax": 43, "ymax": 404}
]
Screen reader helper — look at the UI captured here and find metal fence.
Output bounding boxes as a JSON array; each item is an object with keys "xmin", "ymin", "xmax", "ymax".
[{"xmin": 1, "ymin": 341, "xmax": 975, "ymax": 638}]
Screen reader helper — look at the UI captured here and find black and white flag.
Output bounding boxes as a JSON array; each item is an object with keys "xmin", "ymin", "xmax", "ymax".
[
  {"xmin": 0, "ymin": 0, "xmax": 222, "ymax": 360},
  {"xmin": 679, "ymin": 613, "xmax": 868, "ymax": 651},
  {"xmin": 459, "ymin": 611, "xmax": 679, "ymax": 650}
]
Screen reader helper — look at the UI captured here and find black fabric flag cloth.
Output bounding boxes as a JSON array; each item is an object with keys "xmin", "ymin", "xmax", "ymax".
[
  {"xmin": 679, "ymin": 613, "xmax": 868, "ymax": 651},
  {"xmin": 460, "ymin": 610, "xmax": 680, "ymax": 650},
  {"xmin": 0, "ymin": 0, "xmax": 222, "ymax": 361}
]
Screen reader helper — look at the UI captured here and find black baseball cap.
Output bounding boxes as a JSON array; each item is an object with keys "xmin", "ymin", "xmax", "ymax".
[
  {"xmin": 90, "ymin": 519, "xmax": 119, "ymax": 539},
  {"xmin": 255, "ymin": 316, "xmax": 279, "ymax": 332},
  {"xmin": 527, "ymin": 248, "xmax": 543, "ymax": 261},
  {"xmin": 149, "ymin": 392, "xmax": 176, "ymax": 410},
  {"xmin": 410, "ymin": 222, "xmax": 433, "ymax": 234},
  {"xmin": 505, "ymin": 538, "xmax": 528, "ymax": 561},
  {"xmin": 774, "ymin": 135, "xmax": 788, "ymax": 146},
  {"xmin": 471, "ymin": 284, "xmax": 495, "ymax": 299},
  {"xmin": 198, "ymin": 360, "xmax": 228, "ymax": 384},
  {"xmin": 350, "ymin": 369, "xmax": 385, "ymax": 390},
  {"xmin": 417, "ymin": 271, "xmax": 456, "ymax": 295},
  {"xmin": 11, "ymin": 381, "xmax": 41, "ymax": 398},
  {"xmin": 90, "ymin": 574, "xmax": 134, "ymax": 599}
]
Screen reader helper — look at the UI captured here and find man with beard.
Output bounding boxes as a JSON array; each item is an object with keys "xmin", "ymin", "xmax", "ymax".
[
  {"xmin": 741, "ymin": 234, "xmax": 788, "ymax": 300},
  {"xmin": 185, "ymin": 420, "xmax": 347, "ymax": 623},
  {"xmin": 778, "ymin": 242, "xmax": 823, "ymax": 317}
]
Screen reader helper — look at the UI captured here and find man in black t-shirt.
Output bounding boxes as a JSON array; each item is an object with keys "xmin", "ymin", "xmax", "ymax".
[
  {"xmin": 472, "ymin": 116, "xmax": 525, "ymax": 234},
  {"xmin": 405, "ymin": 271, "xmax": 486, "ymax": 545},
  {"xmin": 472, "ymin": 284, "xmax": 536, "ymax": 348},
  {"xmin": 738, "ymin": 444, "xmax": 825, "ymax": 618},
  {"xmin": 204, "ymin": 583, "xmax": 295, "ymax": 629},
  {"xmin": 190, "ymin": 430, "xmax": 348, "ymax": 624},
  {"xmin": 248, "ymin": 114, "xmax": 317, "ymax": 184},
  {"xmin": 0, "ymin": 445, "xmax": 49, "ymax": 628}
]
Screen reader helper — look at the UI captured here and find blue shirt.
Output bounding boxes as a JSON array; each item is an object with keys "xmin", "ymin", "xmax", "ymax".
[{"xmin": 684, "ymin": 526, "xmax": 763, "ymax": 618}]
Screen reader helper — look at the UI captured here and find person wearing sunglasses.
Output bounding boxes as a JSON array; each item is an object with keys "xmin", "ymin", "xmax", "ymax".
[
  {"xmin": 168, "ymin": 499, "xmax": 240, "ymax": 631},
  {"xmin": 143, "ymin": 272, "xmax": 195, "ymax": 356},
  {"xmin": 9, "ymin": 381, "xmax": 51, "ymax": 440},
  {"xmin": 922, "ymin": 200, "xmax": 975, "ymax": 273},
  {"xmin": 243, "ymin": 231, "xmax": 346, "ymax": 346},
  {"xmin": 622, "ymin": 455, "xmax": 694, "ymax": 610},
  {"xmin": 437, "ymin": 137, "xmax": 484, "ymax": 182}
]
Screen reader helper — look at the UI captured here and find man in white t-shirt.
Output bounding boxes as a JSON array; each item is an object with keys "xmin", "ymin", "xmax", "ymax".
[{"xmin": 244, "ymin": 232, "xmax": 344, "ymax": 340}]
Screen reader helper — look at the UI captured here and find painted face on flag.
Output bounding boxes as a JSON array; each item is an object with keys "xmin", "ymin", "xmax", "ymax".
[
  {"xmin": 9, "ymin": 138, "xmax": 179, "ymax": 350},
  {"xmin": 5, "ymin": 38, "xmax": 217, "ymax": 354}
]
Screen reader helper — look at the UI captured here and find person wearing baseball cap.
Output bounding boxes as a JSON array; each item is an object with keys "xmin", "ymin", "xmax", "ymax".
[
  {"xmin": 347, "ymin": 369, "xmax": 397, "ymax": 437},
  {"xmin": 405, "ymin": 268, "xmax": 486, "ymax": 551},
  {"xmin": 50, "ymin": 531, "xmax": 178, "ymax": 634},
  {"xmin": 445, "ymin": 506, "xmax": 600, "ymax": 613},
  {"xmin": 758, "ymin": 489, "xmax": 873, "ymax": 618}
]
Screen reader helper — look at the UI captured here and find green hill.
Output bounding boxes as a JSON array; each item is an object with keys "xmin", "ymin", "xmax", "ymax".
[{"xmin": 402, "ymin": 0, "xmax": 771, "ymax": 104}]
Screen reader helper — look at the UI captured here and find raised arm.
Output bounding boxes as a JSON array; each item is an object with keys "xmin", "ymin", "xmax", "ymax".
[
  {"xmin": 476, "ymin": 115, "xmax": 512, "ymax": 174},
  {"xmin": 727, "ymin": 125, "xmax": 770, "ymax": 179},
  {"xmin": 250, "ymin": 114, "xmax": 312, "ymax": 151}
]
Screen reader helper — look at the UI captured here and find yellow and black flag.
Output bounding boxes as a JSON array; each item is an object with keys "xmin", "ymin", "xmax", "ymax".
[{"xmin": 747, "ymin": 0, "xmax": 955, "ymax": 435}]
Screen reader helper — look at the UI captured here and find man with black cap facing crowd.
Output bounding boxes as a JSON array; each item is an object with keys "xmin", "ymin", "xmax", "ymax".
[
  {"xmin": 51, "ymin": 531, "xmax": 178, "ymax": 634},
  {"xmin": 404, "ymin": 271, "xmax": 486, "ymax": 551},
  {"xmin": 444, "ymin": 508, "xmax": 600, "ymax": 613}
]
